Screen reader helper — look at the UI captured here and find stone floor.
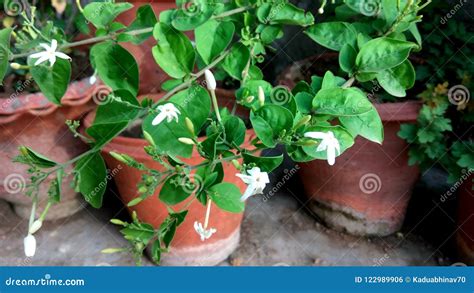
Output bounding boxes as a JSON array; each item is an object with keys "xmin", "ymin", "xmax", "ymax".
[{"xmin": 0, "ymin": 173, "xmax": 445, "ymax": 266}]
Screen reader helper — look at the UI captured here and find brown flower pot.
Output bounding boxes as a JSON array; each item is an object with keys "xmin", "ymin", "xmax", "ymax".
[
  {"xmin": 456, "ymin": 174, "xmax": 474, "ymax": 265},
  {"xmin": 116, "ymin": 0, "xmax": 177, "ymax": 94},
  {"xmin": 297, "ymin": 101, "xmax": 421, "ymax": 236},
  {"xmin": 83, "ymin": 105, "xmax": 257, "ymax": 266},
  {"xmin": 278, "ymin": 54, "xmax": 422, "ymax": 236},
  {"xmin": 0, "ymin": 78, "xmax": 97, "ymax": 220}
]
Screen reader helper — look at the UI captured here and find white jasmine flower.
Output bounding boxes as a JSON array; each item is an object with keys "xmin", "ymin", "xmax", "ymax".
[
  {"xmin": 152, "ymin": 103, "xmax": 181, "ymax": 126},
  {"xmin": 24, "ymin": 234, "xmax": 36, "ymax": 257},
  {"xmin": 29, "ymin": 220, "xmax": 42, "ymax": 234},
  {"xmin": 194, "ymin": 221, "xmax": 217, "ymax": 241},
  {"xmin": 236, "ymin": 167, "xmax": 270, "ymax": 201},
  {"xmin": 29, "ymin": 39, "xmax": 71, "ymax": 67},
  {"xmin": 204, "ymin": 70, "xmax": 216, "ymax": 91},
  {"xmin": 304, "ymin": 131, "xmax": 341, "ymax": 166}
]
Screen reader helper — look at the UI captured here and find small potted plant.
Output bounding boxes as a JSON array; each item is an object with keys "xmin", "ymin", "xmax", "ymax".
[
  {"xmin": 277, "ymin": 0, "xmax": 430, "ymax": 236},
  {"xmin": 0, "ymin": 1, "xmax": 98, "ymax": 220},
  {"xmin": 5, "ymin": 0, "xmax": 424, "ymax": 265}
]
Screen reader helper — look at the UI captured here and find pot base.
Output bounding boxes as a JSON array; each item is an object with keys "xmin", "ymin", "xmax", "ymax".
[
  {"xmin": 12, "ymin": 196, "xmax": 85, "ymax": 221},
  {"xmin": 150, "ymin": 227, "xmax": 241, "ymax": 266},
  {"xmin": 309, "ymin": 199, "xmax": 401, "ymax": 237}
]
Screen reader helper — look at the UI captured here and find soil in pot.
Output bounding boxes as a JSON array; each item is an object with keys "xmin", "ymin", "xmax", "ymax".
[
  {"xmin": 278, "ymin": 54, "xmax": 422, "ymax": 237},
  {"xmin": 83, "ymin": 105, "xmax": 257, "ymax": 266}
]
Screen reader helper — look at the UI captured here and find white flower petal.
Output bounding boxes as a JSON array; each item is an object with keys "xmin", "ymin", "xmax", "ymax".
[
  {"xmin": 55, "ymin": 52, "xmax": 71, "ymax": 60},
  {"xmin": 304, "ymin": 131, "xmax": 327, "ymax": 140},
  {"xmin": 34, "ymin": 55, "xmax": 49, "ymax": 66},
  {"xmin": 30, "ymin": 52, "xmax": 46, "ymax": 59},
  {"xmin": 152, "ymin": 112, "xmax": 166, "ymax": 126},
  {"xmin": 327, "ymin": 145, "xmax": 336, "ymax": 166},
  {"xmin": 24, "ymin": 234, "xmax": 36, "ymax": 257},
  {"xmin": 49, "ymin": 55, "xmax": 57, "ymax": 67},
  {"xmin": 50, "ymin": 39, "xmax": 58, "ymax": 51},
  {"xmin": 39, "ymin": 43, "xmax": 51, "ymax": 51},
  {"xmin": 240, "ymin": 183, "xmax": 256, "ymax": 201}
]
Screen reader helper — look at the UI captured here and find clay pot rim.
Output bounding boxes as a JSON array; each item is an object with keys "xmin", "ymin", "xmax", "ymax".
[{"xmin": 0, "ymin": 77, "xmax": 98, "ymax": 125}]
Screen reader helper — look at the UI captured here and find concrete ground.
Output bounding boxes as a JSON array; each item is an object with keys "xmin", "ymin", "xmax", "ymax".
[{"xmin": 0, "ymin": 172, "xmax": 443, "ymax": 266}]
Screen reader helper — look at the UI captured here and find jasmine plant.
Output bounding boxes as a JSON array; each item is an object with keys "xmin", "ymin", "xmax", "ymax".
[{"xmin": 1, "ymin": 0, "xmax": 429, "ymax": 264}]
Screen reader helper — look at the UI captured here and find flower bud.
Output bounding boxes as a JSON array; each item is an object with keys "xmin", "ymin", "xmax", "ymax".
[
  {"xmin": 29, "ymin": 220, "xmax": 42, "ymax": 234},
  {"xmin": 109, "ymin": 152, "xmax": 127, "ymax": 164},
  {"xmin": 231, "ymin": 159, "xmax": 241, "ymax": 170},
  {"xmin": 178, "ymin": 137, "xmax": 195, "ymax": 145},
  {"xmin": 10, "ymin": 62, "xmax": 22, "ymax": 70},
  {"xmin": 24, "ymin": 234, "xmax": 36, "ymax": 257},
  {"xmin": 318, "ymin": 7, "xmax": 324, "ymax": 14},
  {"xmin": 204, "ymin": 70, "xmax": 216, "ymax": 91},
  {"xmin": 19, "ymin": 146, "xmax": 29, "ymax": 157},
  {"xmin": 258, "ymin": 86, "xmax": 265, "ymax": 107},
  {"xmin": 185, "ymin": 117, "xmax": 195, "ymax": 136},
  {"xmin": 293, "ymin": 115, "xmax": 312, "ymax": 130},
  {"xmin": 245, "ymin": 96, "xmax": 255, "ymax": 104},
  {"xmin": 143, "ymin": 131, "xmax": 156, "ymax": 147},
  {"xmin": 101, "ymin": 248, "xmax": 125, "ymax": 254}
]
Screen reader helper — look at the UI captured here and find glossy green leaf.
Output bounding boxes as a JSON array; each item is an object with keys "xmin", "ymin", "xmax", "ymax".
[
  {"xmin": 339, "ymin": 43, "xmax": 357, "ymax": 73},
  {"xmin": 305, "ymin": 22, "xmax": 356, "ymax": 51},
  {"xmin": 75, "ymin": 152, "xmax": 107, "ymax": 208},
  {"xmin": 90, "ymin": 41, "xmax": 139, "ymax": 96},
  {"xmin": 159, "ymin": 174, "xmax": 193, "ymax": 205},
  {"xmin": 312, "ymin": 87, "xmax": 372, "ymax": 116},
  {"xmin": 339, "ymin": 105, "xmax": 384, "ymax": 144},
  {"xmin": 208, "ymin": 183, "xmax": 245, "ymax": 213},
  {"xmin": 257, "ymin": 3, "xmax": 314, "ymax": 26},
  {"xmin": 172, "ymin": 0, "xmax": 215, "ymax": 31},
  {"xmin": 243, "ymin": 153, "xmax": 283, "ymax": 172},
  {"xmin": 0, "ymin": 28, "xmax": 12, "ymax": 83},
  {"xmin": 29, "ymin": 58, "xmax": 71, "ymax": 105},
  {"xmin": 355, "ymin": 37, "xmax": 417, "ymax": 72},
  {"xmin": 221, "ymin": 43, "xmax": 250, "ymax": 80},
  {"xmin": 118, "ymin": 4, "xmax": 157, "ymax": 44},
  {"xmin": 196, "ymin": 19, "xmax": 235, "ymax": 64},
  {"xmin": 376, "ymin": 59, "xmax": 415, "ymax": 97},
  {"xmin": 83, "ymin": 2, "xmax": 133, "ymax": 29}
]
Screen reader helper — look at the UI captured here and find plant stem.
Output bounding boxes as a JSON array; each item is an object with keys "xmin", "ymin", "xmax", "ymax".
[
  {"xmin": 342, "ymin": 77, "xmax": 355, "ymax": 88},
  {"xmin": 212, "ymin": 6, "xmax": 252, "ymax": 19},
  {"xmin": 210, "ymin": 90, "xmax": 222, "ymax": 122}
]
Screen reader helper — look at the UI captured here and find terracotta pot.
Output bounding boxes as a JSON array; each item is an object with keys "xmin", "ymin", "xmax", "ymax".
[
  {"xmin": 215, "ymin": 88, "xmax": 249, "ymax": 119},
  {"xmin": 116, "ymin": 0, "xmax": 176, "ymax": 94},
  {"xmin": 278, "ymin": 54, "xmax": 422, "ymax": 236},
  {"xmin": 0, "ymin": 78, "xmax": 97, "ymax": 220},
  {"xmin": 83, "ymin": 107, "xmax": 257, "ymax": 266},
  {"xmin": 297, "ymin": 101, "xmax": 421, "ymax": 236},
  {"xmin": 457, "ymin": 174, "xmax": 474, "ymax": 265}
]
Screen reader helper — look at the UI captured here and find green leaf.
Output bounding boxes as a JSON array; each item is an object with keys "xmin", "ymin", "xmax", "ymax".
[
  {"xmin": 75, "ymin": 152, "xmax": 107, "ymax": 208},
  {"xmin": 208, "ymin": 183, "xmax": 245, "ymax": 213},
  {"xmin": 86, "ymin": 90, "xmax": 141, "ymax": 147},
  {"xmin": 321, "ymin": 71, "xmax": 346, "ymax": 89},
  {"xmin": 201, "ymin": 132, "xmax": 220, "ymax": 160},
  {"xmin": 339, "ymin": 105, "xmax": 384, "ymax": 144},
  {"xmin": 355, "ymin": 37, "xmax": 417, "ymax": 72},
  {"xmin": 151, "ymin": 240, "xmax": 161, "ymax": 264},
  {"xmin": 47, "ymin": 172, "xmax": 62, "ymax": 203},
  {"xmin": 172, "ymin": 0, "xmax": 215, "ymax": 31},
  {"xmin": 196, "ymin": 20, "xmax": 235, "ymax": 64},
  {"xmin": 339, "ymin": 43, "xmax": 357, "ymax": 73},
  {"xmin": 257, "ymin": 3, "xmax": 314, "ymax": 26},
  {"xmin": 19, "ymin": 146, "xmax": 57, "ymax": 168},
  {"xmin": 159, "ymin": 174, "xmax": 193, "ymax": 205},
  {"xmin": 29, "ymin": 58, "xmax": 71, "ymax": 105},
  {"xmin": 0, "ymin": 28, "xmax": 12, "ymax": 83},
  {"xmin": 294, "ymin": 92, "xmax": 313, "ymax": 114},
  {"xmin": 221, "ymin": 43, "xmax": 250, "ymax": 80},
  {"xmin": 376, "ymin": 59, "xmax": 415, "ymax": 97},
  {"xmin": 152, "ymin": 22, "xmax": 195, "ymax": 79},
  {"xmin": 223, "ymin": 116, "xmax": 246, "ymax": 147},
  {"xmin": 90, "ymin": 41, "xmax": 139, "ymax": 96},
  {"xmin": 312, "ymin": 87, "xmax": 372, "ymax": 116},
  {"xmin": 83, "ymin": 2, "xmax": 133, "ymax": 29},
  {"xmin": 243, "ymin": 153, "xmax": 283, "ymax": 172},
  {"xmin": 305, "ymin": 22, "xmax": 356, "ymax": 51},
  {"xmin": 118, "ymin": 4, "xmax": 157, "ymax": 44},
  {"xmin": 250, "ymin": 105, "xmax": 294, "ymax": 147}
]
